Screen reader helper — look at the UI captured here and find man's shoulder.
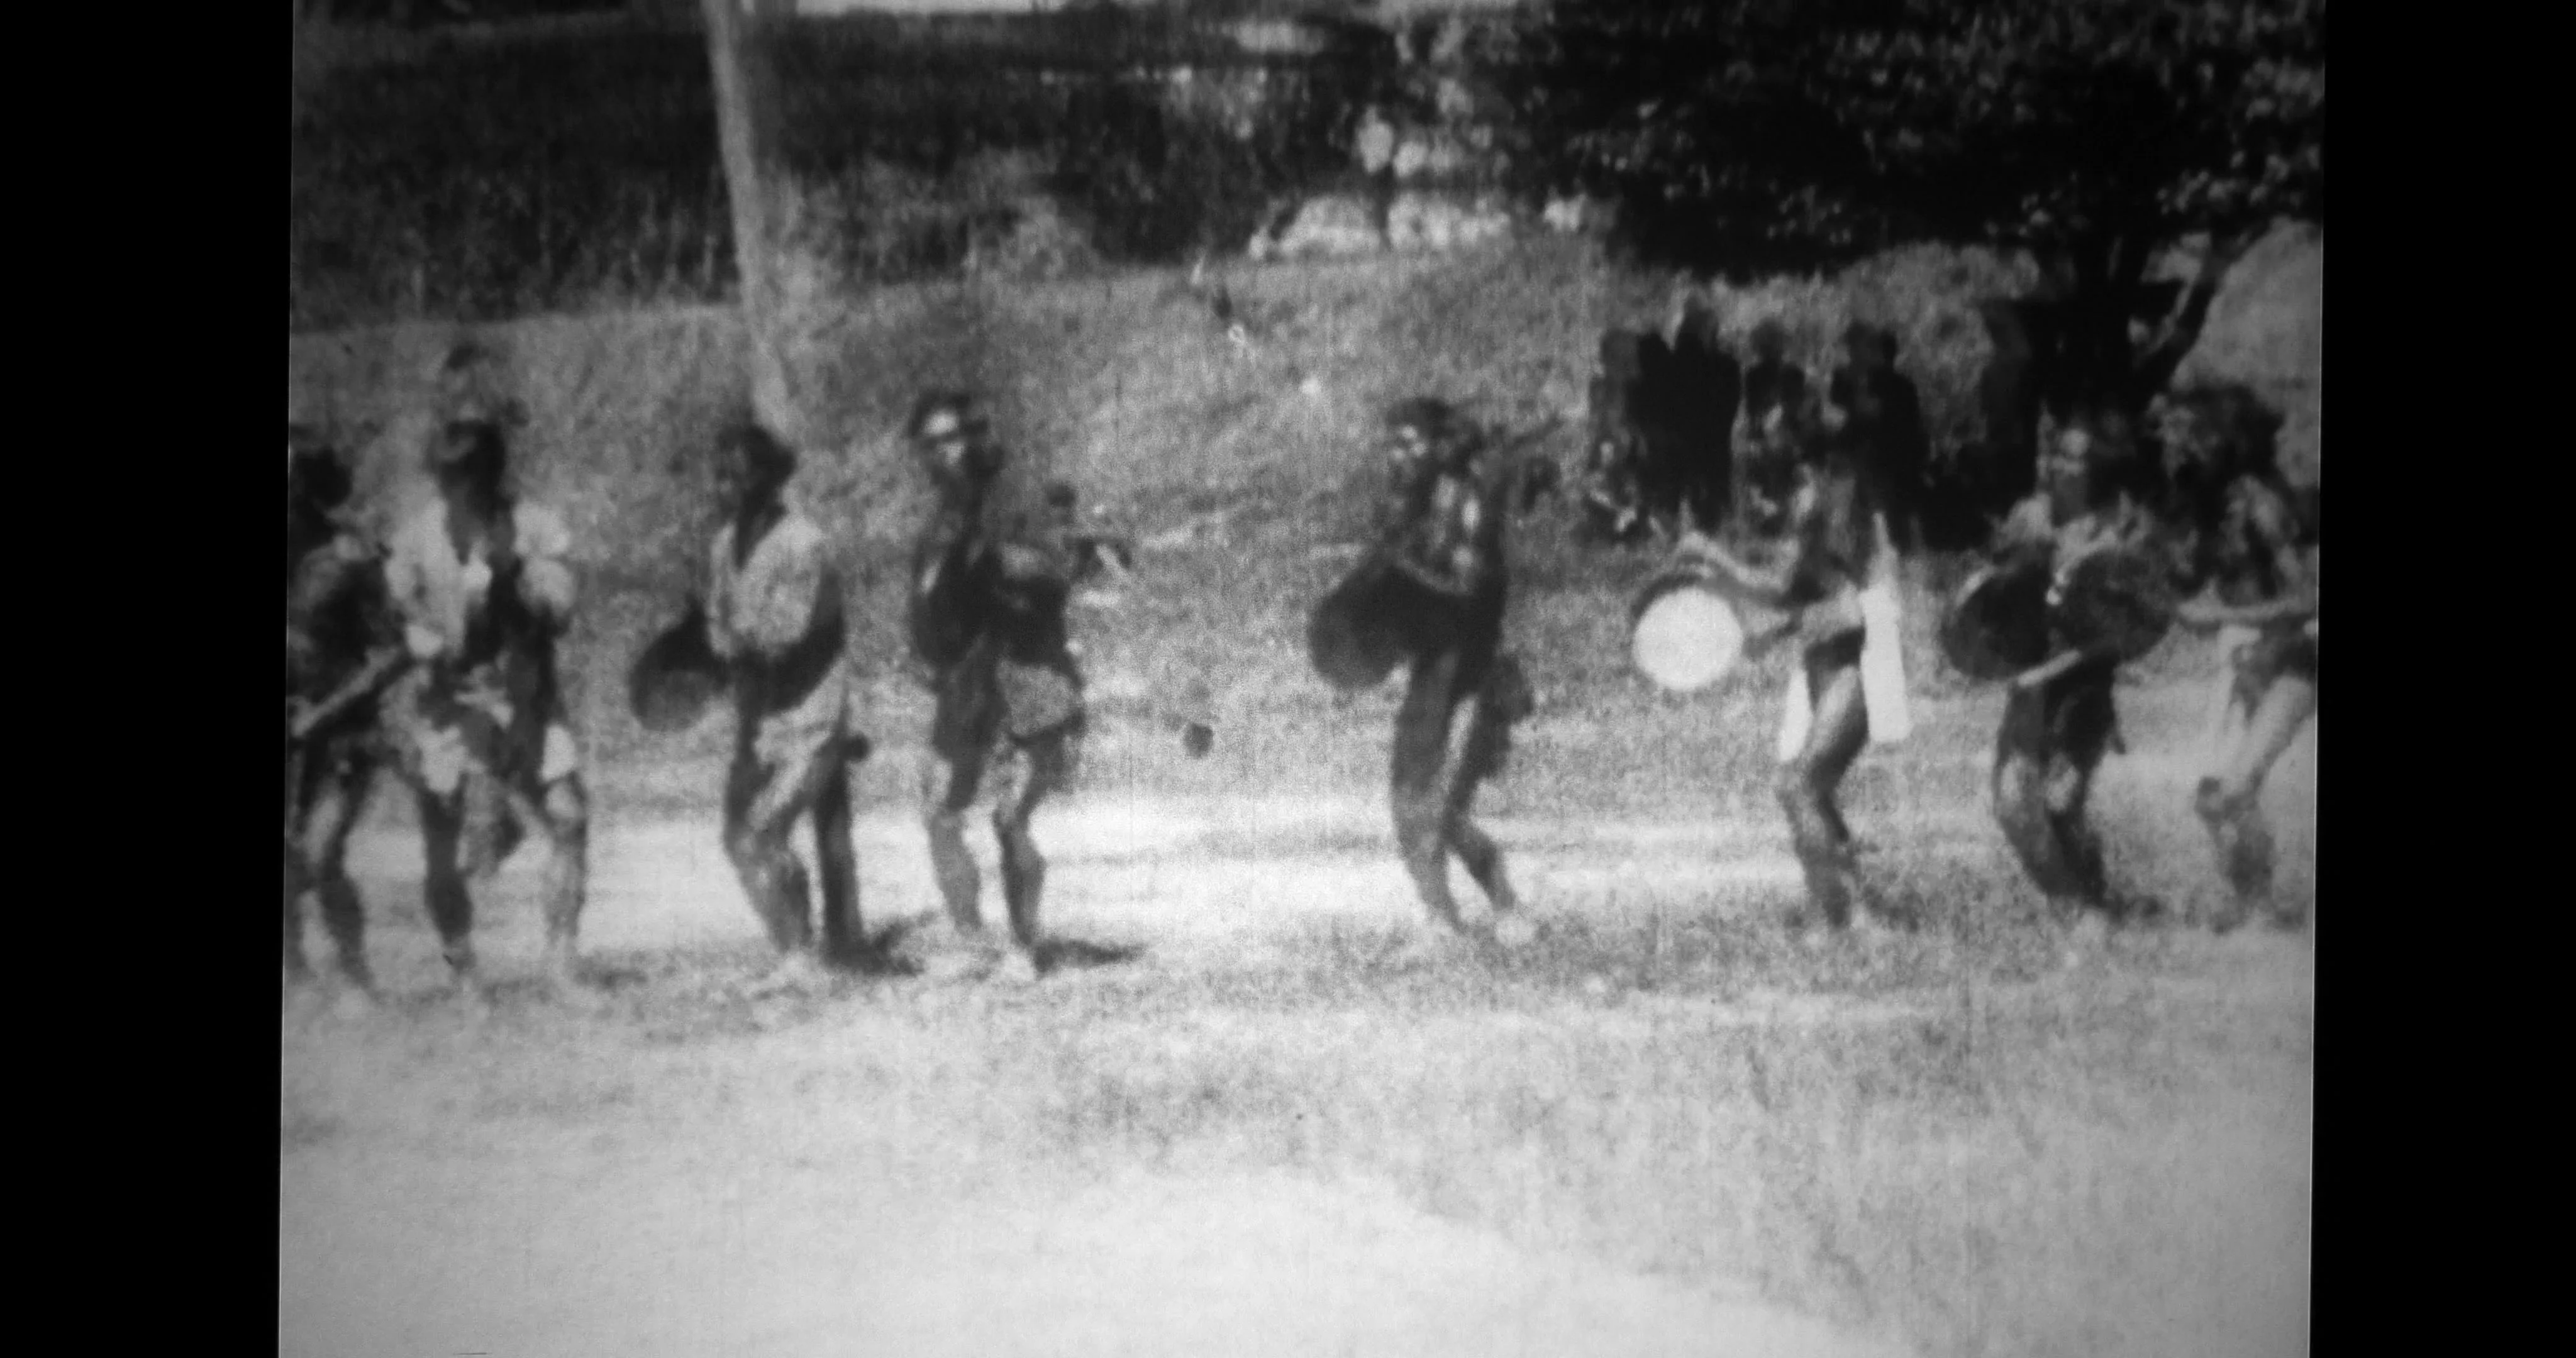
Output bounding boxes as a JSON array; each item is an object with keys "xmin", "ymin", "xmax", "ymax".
[
  {"xmin": 386, "ymin": 502, "xmax": 447, "ymax": 560},
  {"xmin": 509, "ymin": 500, "xmax": 573, "ymax": 548},
  {"xmin": 1999, "ymin": 494, "xmax": 2054, "ymax": 538},
  {"xmin": 770, "ymin": 510, "xmax": 830, "ymax": 556},
  {"xmin": 2226, "ymin": 476, "xmax": 2299, "ymax": 538},
  {"xmin": 291, "ymin": 534, "xmax": 362, "ymax": 582},
  {"xmin": 735, "ymin": 511, "xmax": 833, "ymax": 578},
  {"xmin": 328, "ymin": 526, "xmax": 382, "ymax": 566}
]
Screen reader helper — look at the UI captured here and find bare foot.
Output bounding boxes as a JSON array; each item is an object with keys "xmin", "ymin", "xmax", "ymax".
[
  {"xmin": 745, "ymin": 952, "xmax": 828, "ymax": 1000},
  {"xmin": 326, "ymin": 978, "xmax": 379, "ymax": 1022},
  {"xmin": 917, "ymin": 933, "xmax": 1003, "ymax": 985},
  {"xmin": 991, "ymin": 949, "xmax": 1043, "ymax": 986},
  {"xmin": 450, "ymin": 971, "xmax": 495, "ymax": 1023},
  {"xmin": 1387, "ymin": 923, "xmax": 1476, "ymax": 966}
]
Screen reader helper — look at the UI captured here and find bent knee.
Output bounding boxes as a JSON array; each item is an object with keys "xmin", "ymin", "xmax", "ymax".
[
  {"xmin": 1773, "ymin": 762, "xmax": 1820, "ymax": 807},
  {"xmin": 1990, "ymin": 757, "xmax": 2040, "ymax": 810},
  {"xmin": 2193, "ymin": 776, "xmax": 2250, "ymax": 823},
  {"xmin": 296, "ymin": 822, "xmax": 353, "ymax": 872},
  {"xmin": 721, "ymin": 822, "xmax": 772, "ymax": 864},
  {"xmin": 545, "ymin": 780, "xmax": 591, "ymax": 834},
  {"xmin": 989, "ymin": 802, "xmax": 1036, "ymax": 839},
  {"xmin": 1391, "ymin": 795, "xmax": 1447, "ymax": 847}
]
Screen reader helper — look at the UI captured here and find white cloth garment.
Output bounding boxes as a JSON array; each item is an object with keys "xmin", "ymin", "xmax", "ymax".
[
  {"xmin": 1857, "ymin": 585, "xmax": 1911, "ymax": 746},
  {"xmin": 1775, "ymin": 665, "xmax": 1813, "ymax": 765},
  {"xmin": 2205, "ymin": 623, "xmax": 2260, "ymax": 770}
]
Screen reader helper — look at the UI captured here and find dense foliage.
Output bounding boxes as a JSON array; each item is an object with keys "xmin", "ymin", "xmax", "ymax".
[{"xmin": 1503, "ymin": 0, "xmax": 2324, "ymax": 414}]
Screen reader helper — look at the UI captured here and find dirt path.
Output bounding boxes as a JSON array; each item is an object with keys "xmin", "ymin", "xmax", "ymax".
[
  {"xmin": 289, "ymin": 733, "xmax": 2311, "ymax": 1358},
  {"xmin": 282, "ymin": 1137, "xmax": 1917, "ymax": 1358},
  {"xmin": 295, "ymin": 791, "xmax": 1984, "ymax": 1358}
]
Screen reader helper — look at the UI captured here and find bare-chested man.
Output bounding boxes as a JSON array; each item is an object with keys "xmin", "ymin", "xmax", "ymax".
[
  {"xmin": 2157, "ymin": 387, "xmax": 2318, "ymax": 933},
  {"xmin": 1742, "ymin": 319, "xmax": 1812, "ymax": 434},
  {"xmin": 383, "ymin": 417, "xmax": 591, "ymax": 1003},
  {"xmin": 1364, "ymin": 398, "xmax": 1538, "ymax": 949},
  {"xmin": 904, "ymin": 392, "xmax": 1098, "ymax": 984},
  {"xmin": 1985, "ymin": 417, "xmax": 2163, "ymax": 927},
  {"xmin": 1671, "ymin": 421, "xmax": 1912, "ymax": 936},
  {"xmin": 703, "ymin": 422, "xmax": 867, "ymax": 992},
  {"xmin": 285, "ymin": 428, "xmax": 402, "ymax": 1012}
]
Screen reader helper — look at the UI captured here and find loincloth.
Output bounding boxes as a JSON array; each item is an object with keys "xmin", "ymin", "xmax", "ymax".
[{"xmin": 931, "ymin": 643, "xmax": 1087, "ymax": 763}]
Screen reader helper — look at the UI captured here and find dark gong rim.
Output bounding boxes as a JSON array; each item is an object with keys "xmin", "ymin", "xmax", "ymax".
[
  {"xmin": 2053, "ymin": 551, "xmax": 2178, "ymax": 661},
  {"xmin": 1940, "ymin": 563, "xmax": 2052, "ymax": 679}
]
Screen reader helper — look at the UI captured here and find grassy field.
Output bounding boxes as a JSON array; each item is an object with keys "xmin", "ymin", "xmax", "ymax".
[{"xmin": 282, "ymin": 235, "xmax": 2318, "ymax": 1358}]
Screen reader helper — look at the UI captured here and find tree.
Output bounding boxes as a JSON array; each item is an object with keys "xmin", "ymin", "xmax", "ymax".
[
  {"xmin": 701, "ymin": 0, "xmax": 795, "ymax": 436},
  {"xmin": 1504, "ymin": 0, "xmax": 2324, "ymax": 424}
]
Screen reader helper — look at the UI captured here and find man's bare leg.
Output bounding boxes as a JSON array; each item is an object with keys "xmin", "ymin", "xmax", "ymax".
[
  {"xmin": 1994, "ymin": 750, "xmax": 2114, "ymax": 912},
  {"xmin": 725, "ymin": 754, "xmax": 819, "ymax": 976},
  {"xmin": 1391, "ymin": 651, "xmax": 1471, "ymax": 937},
  {"xmin": 812, "ymin": 748, "xmax": 863, "ymax": 964},
  {"xmin": 299, "ymin": 760, "xmax": 380, "ymax": 1006},
  {"xmin": 921, "ymin": 751, "xmax": 985, "ymax": 932},
  {"xmin": 537, "ymin": 775, "xmax": 592, "ymax": 994},
  {"xmin": 989, "ymin": 729, "xmax": 1075, "ymax": 984},
  {"xmin": 2198, "ymin": 673, "xmax": 2317, "ymax": 931},
  {"xmin": 284, "ymin": 837, "xmax": 311, "ymax": 993},
  {"xmin": 1448, "ymin": 690, "xmax": 1530, "ymax": 945},
  {"xmin": 416, "ymin": 788, "xmax": 488, "ymax": 1010},
  {"xmin": 1777, "ymin": 658, "xmax": 1871, "ymax": 932},
  {"xmin": 918, "ymin": 747, "xmax": 1001, "ymax": 979}
]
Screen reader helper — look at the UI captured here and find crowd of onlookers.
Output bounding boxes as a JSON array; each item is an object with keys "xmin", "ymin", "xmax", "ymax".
[
  {"xmin": 1575, "ymin": 302, "xmax": 2052, "ymax": 556},
  {"xmin": 1567, "ymin": 265, "xmax": 2322, "ymax": 560}
]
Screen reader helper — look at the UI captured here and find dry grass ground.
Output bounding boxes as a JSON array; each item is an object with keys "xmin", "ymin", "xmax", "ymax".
[
  {"xmin": 283, "ymin": 235, "xmax": 2318, "ymax": 1358},
  {"xmin": 282, "ymin": 676, "xmax": 2314, "ymax": 1358}
]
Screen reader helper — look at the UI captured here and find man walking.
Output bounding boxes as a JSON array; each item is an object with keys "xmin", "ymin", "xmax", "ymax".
[
  {"xmin": 702, "ymin": 421, "xmax": 867, "ymax": 992},
  {"xmin": 382, "ymin": 417, "xmax": 591, "ymax": 1004}
]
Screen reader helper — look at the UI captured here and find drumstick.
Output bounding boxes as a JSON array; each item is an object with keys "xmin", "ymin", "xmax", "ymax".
[{"xmin": 2009, "ymin": 649, "xmax": 2094, "ymax": 692}]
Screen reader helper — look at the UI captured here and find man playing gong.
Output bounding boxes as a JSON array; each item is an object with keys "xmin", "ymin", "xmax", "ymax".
[
  {"xmin": 1980, "ymin": 415, "xmax": 2167, "ymax": 927},
  {"xmin": 1312, "ymin": 399, "xmax": 1538, "ymax": 949},
  {"xmin": 1667, "ymin": 422, "xmax": 1913, "ymax": 937}
]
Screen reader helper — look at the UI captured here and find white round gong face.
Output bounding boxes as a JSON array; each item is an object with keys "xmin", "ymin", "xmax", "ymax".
[{"xmin": 1632, "ymin": 586, "xmax": 1745, "ymax": 693}]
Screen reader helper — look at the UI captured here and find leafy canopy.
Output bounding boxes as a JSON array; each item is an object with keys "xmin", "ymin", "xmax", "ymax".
[{"xmin": 1504, "ymin": 0, "xmax": 2325, "ymax": 276}]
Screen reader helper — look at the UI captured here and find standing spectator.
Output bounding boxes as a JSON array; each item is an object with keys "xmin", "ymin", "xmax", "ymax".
[
  {"xmin": 1631, "ymin": 327, "xmax": 1686, "ymax": 529},
  {"xmin": 1667, "ymin": 296, "xmax": 1743, "ymax": 532},
  {"xmin": 1579, "ymin": 329, "xmax": 1653, "ymax": 543},
  {"xmin": 1974, "ymin": 299, "xmax": 2044, "ymax": 507},
  {"xmin": 1742, "ymin": 319, "xmax": 1811, "ymax": 433},
  {"xmin": 1830, "ymin": 324, "xmax": 1931, "ymax": 555}
]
